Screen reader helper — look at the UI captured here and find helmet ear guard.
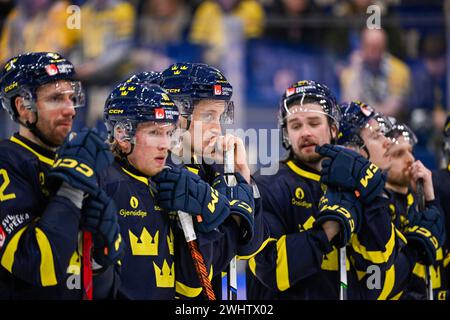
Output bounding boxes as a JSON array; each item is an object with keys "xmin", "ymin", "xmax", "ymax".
[{"xmin": 112, "ymin": 121, "xmax": 135, "ymax": 144}]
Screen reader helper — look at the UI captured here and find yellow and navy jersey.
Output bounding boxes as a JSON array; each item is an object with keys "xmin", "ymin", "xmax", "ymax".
[
  {"xmin": 166, "ymin": 154, "xmax": 270, "ymax": 298},
  {"xmin": 433, "ymin": 167, "xmax": 450, "ymax": 298},
  {"xmin": 99, "ymin": 159, "xmax": 229, "ymax": 299},
  {"xmin": 247, "ymin": 158, "xmax": 367, "ymax": 300},
  {"xmin": 0, "ymin": 134, "xmax": 83, "ymax": 299},
  {"xmin": 167, "ymin": 154, "xmax": 270, "ymax": 262},
  {"xmin": 373, "ymin": 190, "xmax": 446, "ymax": 300},
  {"xmin": 345, "ymin": 186, "xmax": 411, "ymax": 300}
]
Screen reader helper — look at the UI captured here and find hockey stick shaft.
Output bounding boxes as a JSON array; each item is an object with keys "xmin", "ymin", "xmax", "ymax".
[
  {"xmin": 178, "ymin": 210, "xmax": 216, "ymax": 300},
  {"xmin": 339, "ymin": 246, "xmax": 348, "ymax": 300},
  {"xmin": 225, "ymin": 147, "xmax": 238, "ymax": 300},
  {"xmin": 82, "ymin": 231, "xmax": 93, "ymax": 300},
  {"xmin": 416, "ymin": 178, "xmax": 433, "ymax": 300}
]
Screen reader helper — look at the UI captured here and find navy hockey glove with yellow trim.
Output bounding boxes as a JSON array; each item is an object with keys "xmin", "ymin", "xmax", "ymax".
[
  {"xmin": 314, "ymin": 186, "xmax": 362, "ymax": 247},
  {"xmin": 404, "ymin": 204, "xmax": 445, "ymax": 265},
  {"xmin": 48, "ymin": 128, "xmax": 113, "ymax": 195},
  {"xmin": 212, "ymin": 172, "xmax": 255, "ymax": 244},
  {"xmin": 316, "ymin": 144, "xmax": 386, "ymax": 204},
  {"xmin": 81, "ymin": 190, "xmax": 124, "ymax": 267},
  {"xmin": 153, "ymin": 166, "xmax": 230, "ymax": 233}
]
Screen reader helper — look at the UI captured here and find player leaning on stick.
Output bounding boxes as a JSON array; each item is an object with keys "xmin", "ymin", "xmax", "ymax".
[
  {"xmin": 382, "ymin": 120, "xmax": 445, "ymax": 300},
  {"xmin": 322, "ymin": 101, "xmax": 444, "ymax": 299},
  {"xmin": 0, "ymin": 52, "xmax": 122, "ymax": 299},
  {"xmin": 246, "ymin": 80, "xmax": 369, "ymax": 299},
  {"xmin": 101, "ymin": 72, "xmax": 224, "ymax": 299},
  {"xmin": 157, "ymin": 62, "xmax": 266, "ymax": 298},
  {"xmin": 432, "ymin": 113, "xmax": 450, "ymax": 299}
]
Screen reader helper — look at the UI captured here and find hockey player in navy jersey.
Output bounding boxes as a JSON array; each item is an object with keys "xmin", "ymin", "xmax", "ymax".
[
  {"xmin": 0, "ymin": 52, "xmax": 122, "ymax": 299},
  {"xmin": 246, "ymin": 80, "xmax": 369, "ymax": 299},
  {"xmin": 102, "ymin": 73, "xmax": 246, "ymax": 299},
  {"xmin": 432, "ymin": 113, "xmax": 450, "ymax": 298},
  {"xmin": 319, "ymin": 101, "xmax": 445, "ymax": 299},
  {"xmin": 383, "ymin": 121, "xmax": 446, "ymax": 299},
  {"xmin": 158, "ymin": 62, "xmax": 263, "ymax": 298}
]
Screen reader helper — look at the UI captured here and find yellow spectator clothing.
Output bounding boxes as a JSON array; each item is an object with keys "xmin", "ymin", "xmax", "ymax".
[
  {"xmin": 0, "ymin": 1, "xmax": 78, "ymax": 64},
  {"xmin": 189, "ymin": 0, "xmax": 264, "ymax": 45},
  {"xmin": 79, "ymin": 1, "xmax": 135, "ymax": 60},
  {"xmin": 340, "ymin": 54, "xmax": 411, "ymax": 102}
]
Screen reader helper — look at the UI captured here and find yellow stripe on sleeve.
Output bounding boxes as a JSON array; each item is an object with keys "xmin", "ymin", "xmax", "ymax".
[
  {"xmin": 351, "ymin": 224, "xmax": 396, "ymax": 264},
  {"xmin": 35, "ymin": 227, "xmax": 57, "ymax": 286},
  {"xmin": 378, "ymin": 264, "xmax": 395, "ymax": 300},
  {"xmin": 237, "ymin": 237, "xmax": 277, "ymax": 260},
  {"xmin": 1, "ymin": 226, "xmax": 28, "ymax": 272},
  {"xmin": 276, "ymin": 235, "xmax": 290, "ymax": 291}
]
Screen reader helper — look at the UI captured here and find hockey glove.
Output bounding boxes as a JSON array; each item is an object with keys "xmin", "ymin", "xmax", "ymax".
[
  {"xmin": 404, "ymin": 204, "xmax": 445, "ymax": 265},
  {"xmin": 48, "ymin": 128, "xmax": 113, "ymax": 196},
  {"xmin": 81, "ymin": 190, "xmax": 124, "ymax": 267},
  {"xmin": 212, "ymin": 172, "xmax": 255, "ymax": 244},
  {"xmin": 316, "ymin": 144, "xmax": 386, "ymax": 204},
  {"xmin": 314, "ymin": 186, "xmax": 362, "ymax": 248},
  {"xmin": 153, "ymin": 166, "xmax": 231, "ymax": 233}
]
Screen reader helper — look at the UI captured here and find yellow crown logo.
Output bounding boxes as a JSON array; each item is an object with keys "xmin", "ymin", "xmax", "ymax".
[
  {"xmin": 5, "ymin": 58, "xmax": 17, "ymax": 71},
  {"xmin": 171, "ymin": 65, "xmax": 178, "ymax": 70},
  {"xmin": 128, "ymin": 86, "xmax": 136, "ymax": 91},
  {"xmin": 121, "ymin": 91, "xmax": 129, "ymax": 96},
  {"xmin": 129, "ymin": 228, "xmax": 158, "ymax": 256},
  {"xmin": 167, "ymin": 228, "xmax": 174, "ymax": 256},
  {"xmin": 174, "ymin": 70, "xmax": 181, "ymax": 75},
  {"xmin": 180, "ymin": 65, "xmax": 188, "ymax": 70},
  {"xmin": 153, "ymin": 260, "xmax": 175, "ymax": 288}
]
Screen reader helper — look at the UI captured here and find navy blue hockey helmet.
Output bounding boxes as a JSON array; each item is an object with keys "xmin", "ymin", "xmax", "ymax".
[
  {"xmin": 337, "ymin": 101, "xmax": 392, "ymax": 148},
  {"xmin": 278, "ymin": 80, "xmax": 340, "ymax": 149},
  {"xmin": 0, "ymin": 52, "xmax": 84, "ymax": 122},
  {"xmin": 122, "ymin": 71, "xmax": 162, "ymax": 87},
  {"xmin": 104, "ymin": 82, "xmax": 179, "ymax": 144},
  {"xmin": 385, "ymin": 117, "xmax": 418, "ymax": 147},
  {"xmin": 160, "ymin": 62, "xmax": 234, "ymax": 124}
]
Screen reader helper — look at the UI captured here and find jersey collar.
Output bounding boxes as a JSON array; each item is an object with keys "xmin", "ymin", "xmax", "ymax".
[
  {"xmin": 10, "ymin": 133, "xmax": 55, "ymax": 165},
  {"xmin": 285, "ymin": 157, "xmax": 321, "ymax": 182},
  {"xmin": 116, "ymin": 158, "xmax": 150, "ymax": 186}
]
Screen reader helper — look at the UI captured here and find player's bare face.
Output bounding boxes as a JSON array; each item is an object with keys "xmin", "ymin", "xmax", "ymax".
[
  {"xmin": 286, "ymin": 103, "xmax": 333, "ymax": 166},
  {"xmin": 360, "ymin": 118, "xmax": 392, "ymax": 171},
  {"xmin": 189, "ymin": 100, "xmax": 225, "ymax": 156},
  {"xmin": 385, "ymin": 136, "xmax": 414, "ymax": 188},
  {"xmin": 35, "ymin": 80, "xmax": 76, "ymax": 146},
  {"xmin": 128, "ymin": 122, "xmax": 174, "ymax": 176}
]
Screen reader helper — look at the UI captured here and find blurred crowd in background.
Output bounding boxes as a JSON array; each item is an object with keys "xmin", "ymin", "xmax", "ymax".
[{"xmin": 0, "ymin": 0, "xmax": 448, "ymax": 170}]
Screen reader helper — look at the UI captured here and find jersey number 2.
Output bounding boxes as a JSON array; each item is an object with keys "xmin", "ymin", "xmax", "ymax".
[{"xmin": 0, "ymin": 169, "xmax": 16, "ymax": 201}]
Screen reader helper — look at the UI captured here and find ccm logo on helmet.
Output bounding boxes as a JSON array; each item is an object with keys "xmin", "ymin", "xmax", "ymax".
[
  {"xmin": 109, "ymin": 109, "xmax": 124, "ymax": 114},
  {"xmin": 4, "ymin": 82, "xmax": 18, "ymax": 93}
]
